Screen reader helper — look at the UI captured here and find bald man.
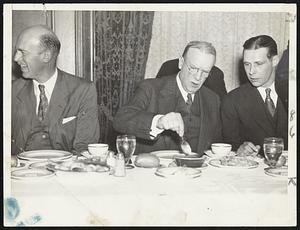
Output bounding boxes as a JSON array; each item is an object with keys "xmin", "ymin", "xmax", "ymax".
[{"xmin": 12, "ymin": 25, "xmax": 99, "ymax": 156}]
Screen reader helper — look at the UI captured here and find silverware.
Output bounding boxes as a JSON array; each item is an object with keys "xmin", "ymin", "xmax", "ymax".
[{"xmin": 180, "ymin": 136, "xmax": 192, "ymax": 155}]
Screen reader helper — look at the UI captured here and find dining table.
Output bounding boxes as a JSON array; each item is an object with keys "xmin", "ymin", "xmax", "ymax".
[{"xmin": 6, "ymin": 150, "xmax": 295, "ymax": 226}]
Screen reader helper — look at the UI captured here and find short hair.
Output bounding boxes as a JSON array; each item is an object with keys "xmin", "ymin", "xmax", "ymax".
[
  {"xmin": 39, "ymin": 31, "xmax": 61, "ymax": 57},
  {"xmin": 182, "ymin": 41, "xmax": 216, "ymax": 58},
  {"xmin": 243, "ymin": 35, "xmax": 277, "ymax": 58}
]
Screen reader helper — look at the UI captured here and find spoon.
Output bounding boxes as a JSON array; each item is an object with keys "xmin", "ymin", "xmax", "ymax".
[{"xmin": 180, "ymin": 136, "xmax": 193, "ymax": 156}]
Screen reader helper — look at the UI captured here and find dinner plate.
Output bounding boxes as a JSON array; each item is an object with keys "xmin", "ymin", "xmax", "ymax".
[
  {"xmin": 204, "ymin": 150, "xmax": 236, "ymax": 158},
  {"xmin": 265, "ymin": 166, "xmax": 288, "ymax": 178},
  {"xmin": 17, "ymin": 150, "xmax": 72, "ymax": 162},
  {"xmin": 208, "ymin": 157, "xmax": 259, "ymax": 169},
  {"xmin": 150, "ymin": 150, "xmax": 197, "ymax": 159},
  {"xmin": 11, "ymin": 168, "xmax": 55, "ymax": 180},
  {"xmin": 155, "ymin": 166, "xmax": 201, "ymax": 179}
]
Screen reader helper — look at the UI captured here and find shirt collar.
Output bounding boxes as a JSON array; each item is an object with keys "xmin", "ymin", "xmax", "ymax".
[
  {"xmin": 257, "ymin": 82, "xmax": 278, "ymax": 105},
  {"xmin": 176, "ymin": 72, "xmax": 195, "ymax": 102},
  {"xmin": 33, "ymin": 68, "xmax": 58, "ymax": 101}
]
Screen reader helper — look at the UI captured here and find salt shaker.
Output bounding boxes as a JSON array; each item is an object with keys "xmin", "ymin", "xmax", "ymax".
[
  {"xmin": 114, "ymin": 153, "xmax": 126, "ymax": 177},
  {"xmin": 106, "ymin": 151, "xmax": 116, "ymax": 170}
]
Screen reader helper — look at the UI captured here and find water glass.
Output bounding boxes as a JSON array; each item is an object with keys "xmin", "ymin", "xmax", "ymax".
[
  {"xmin": 116, "ymin": 135, "xmax": 136, "ymax": 169},
  {"xmin": 263, "ymin": 137, "xmax": 284, "ymax": 167}
]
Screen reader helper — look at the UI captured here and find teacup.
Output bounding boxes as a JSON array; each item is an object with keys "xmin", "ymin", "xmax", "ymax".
[
  {"xmin": 88, "ymin": 143, "xmax": 109, "ymax": 160},
  {"xmin": 211, "ymin": 143, "xmax": 232, "ymax": 157}
]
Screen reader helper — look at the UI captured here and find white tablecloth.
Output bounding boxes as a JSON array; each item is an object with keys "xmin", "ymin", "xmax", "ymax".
[{"xmin": 7, "ymin": 156, "xmax": 293, "ymax": 226}]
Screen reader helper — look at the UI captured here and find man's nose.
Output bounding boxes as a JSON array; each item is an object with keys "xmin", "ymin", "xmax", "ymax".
[
  {"xmin": 249, "ymin": 65, "xmax": 256, "ymax": 75},
  {"xmin": 194, "ymin": 71, "xmax": 204, "ymax": 81},
  {"xmin": 13, "ymin": 50, "xmax": 21, "ymax": 62}
]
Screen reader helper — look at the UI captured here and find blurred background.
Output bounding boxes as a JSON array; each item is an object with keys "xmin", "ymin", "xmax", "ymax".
[{"xmin": 12, "ymin": 10, "xmax": 290, "ymax": 146}]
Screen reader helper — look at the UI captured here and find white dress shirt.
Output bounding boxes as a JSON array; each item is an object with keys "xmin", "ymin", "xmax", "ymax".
[
  {"xmin": 257, "ymin": 82, "xmax": 278, "ymax": 107},
  {"xmin": 32, "ymin": 69, "xmax": 58, "ymax": 114},
  {"xmin": 149, "ymin": 73, "xmax": 194, "ymax": 138}
]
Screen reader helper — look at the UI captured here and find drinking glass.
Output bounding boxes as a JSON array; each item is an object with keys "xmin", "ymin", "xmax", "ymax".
[
  {"xmin": 263, "ymin": 137, "xmax": 284, "ymax": 167},
  {"xmin": 116, "ymin": 135, "xmax": 136, "ymax": 169}
]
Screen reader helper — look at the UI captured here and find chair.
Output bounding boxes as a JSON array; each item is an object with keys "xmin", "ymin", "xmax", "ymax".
[{"xmin": 156, "ymin": 58, "xmax": 227, "ymax": 100}]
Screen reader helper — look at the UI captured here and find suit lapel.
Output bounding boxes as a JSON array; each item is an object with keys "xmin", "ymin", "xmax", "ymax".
[
  {"xmin": 195, "ymin": 90, "xmax": 206, "ymax": 154},
  {"xmin": 244, "ymin": 84, "xmax": 274, "ymax": 136},
  {"xmin": 158, "ymin": 76, "xmax": 181, "ymax": 114},
  {"xmin": 48, "ymin": 70, "xmax": 68, "ymax": 129},
  {"xmin": 16, "ymin": 80, "xmax": 36, "ymax": 145}
]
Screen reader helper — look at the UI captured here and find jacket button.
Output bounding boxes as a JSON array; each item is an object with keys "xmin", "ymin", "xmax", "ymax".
[{"xmin": 42, "ymin": 134, "xmax": 47, "ymax": 139}]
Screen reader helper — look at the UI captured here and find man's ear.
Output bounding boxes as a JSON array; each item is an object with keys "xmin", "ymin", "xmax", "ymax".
[
  {"xmin": 178, "ymin": 56, "xmax": 184, "ymax": 70},
  {"xmin": 41, "ymin": 49, "xmax": 52, "ymax": 63},
  {"xmin": 272, "ymin": 55, "xmax": 279, "ymax": 67}
]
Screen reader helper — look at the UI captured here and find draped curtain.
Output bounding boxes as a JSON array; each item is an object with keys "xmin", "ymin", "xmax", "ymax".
[
  {"xmin": 93, "ymin": 11, "xmax": 154, "ymax": 147},
  {"xmin": 145, "ymin": 12, "xmax": 289, "ymax": 92}
]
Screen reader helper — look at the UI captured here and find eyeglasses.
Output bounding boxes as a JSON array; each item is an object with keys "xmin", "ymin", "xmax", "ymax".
[{"xmin": 182, "ymin": 57, "xmax": 210, "ymax": 77}]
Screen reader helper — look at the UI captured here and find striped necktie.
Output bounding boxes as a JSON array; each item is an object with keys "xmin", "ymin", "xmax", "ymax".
[
  {"xmin": 265, "ymin": 88, "xmax": 275, "ymax": 117},
  {"xmin": 186, "ymin": 93, "xmax": 193, "ymax": 112},
  {"xmin": 38, "ymin": 84, "xmax": 48, "ymax": 121}
]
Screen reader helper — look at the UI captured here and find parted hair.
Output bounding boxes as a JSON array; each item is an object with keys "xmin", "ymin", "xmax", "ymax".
[
  {"xmin": 182, "ymin": 41, "xmax": 216, "ymax": 58},
  {"xmin": 243, "ymin": 35, "xmax": 278, "ymax": 58}
]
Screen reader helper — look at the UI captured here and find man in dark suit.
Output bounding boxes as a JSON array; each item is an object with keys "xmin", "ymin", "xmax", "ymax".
[
  {"xmin": 12, "ymin": 25, "xmax": 99, "ymax": 156},
  {"xmin": 113, "ymin": 41, "xmax": 222, "ymax": 155},
  {"xmin": 221, "ymin": 35, "xmax": 288, "ymax": 156},
  {"xmin": 156, "ymin": 58, "xmax": 227, "ymax": 100}
]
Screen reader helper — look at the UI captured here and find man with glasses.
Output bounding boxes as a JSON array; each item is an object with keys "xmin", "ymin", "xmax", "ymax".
[
  {"xmin": 221, "ymin": 35, "xmax": 288, "ymax": 156},
  {"xmin": 113, "ymin": 41, "xmax": 222, "ymax": 155}
]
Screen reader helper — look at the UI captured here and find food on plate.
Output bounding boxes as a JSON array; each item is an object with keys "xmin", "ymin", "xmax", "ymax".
[
  {"xmin": 276, "ymin": 155, "xmax": 286, "ymax": 167},
  {"xmin": 134, "ymin": 153, "xmax": 160, "ymax": 168},
  {"xmin": 11, "ymin": 156, "xmax": 18, "ymax": 167},
  {"xmin": 48, "ymin": 160, "xmax": 108, "ymax": 172},
  {"xmin": 219, "ymin": 156, "xmax": 256, "ymax": 167}
]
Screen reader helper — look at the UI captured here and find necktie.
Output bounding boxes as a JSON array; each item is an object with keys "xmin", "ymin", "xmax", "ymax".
[
  {"xmin": 186, "ymin": 93, "xmax": 193, "ymax": 112},
  {"xmin": 38, "ymin": 84, "xmax": 48, "ymax": 121},
  {"xmin": 265, "ymin": 88, "xmax": 275, "ymax": 117}
]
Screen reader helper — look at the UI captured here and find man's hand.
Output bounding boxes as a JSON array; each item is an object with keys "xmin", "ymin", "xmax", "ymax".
[
  {"xmin": 237, "ymin": 141, "xmax": 261, "ymax": 156},
  {"xmin": 156, "ymin": 112, "xmax": 184, "ymax": 137}
]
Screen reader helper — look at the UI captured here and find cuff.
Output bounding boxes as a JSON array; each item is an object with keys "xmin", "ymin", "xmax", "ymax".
[{"xmin": 149, "ymin": 114, "xmax": 164, "ymax": 139}]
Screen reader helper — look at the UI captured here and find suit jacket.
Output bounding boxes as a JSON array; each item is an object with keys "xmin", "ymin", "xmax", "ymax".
[
  {"xmin": 156, "ymin": 58, "xmax": 227, "ymax": 100},
  {"xmin": 113, "ymin": 75, "xmax": 222, "ymax": 156},
  {"xmin": 221, "ymin": 82, "xmax": 288, "ymax": 152},
  {"xmin": 12, "ymin": 69, "xmax": 100, "ymax": 155}
]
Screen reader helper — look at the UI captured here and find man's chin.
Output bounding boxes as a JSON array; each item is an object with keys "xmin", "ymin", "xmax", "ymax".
[{"xmin": 249, "ymin": 81, "xmax": 261, "ymax": 87}]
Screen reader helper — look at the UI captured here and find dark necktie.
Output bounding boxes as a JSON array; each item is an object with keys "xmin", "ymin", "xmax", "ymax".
[
  {"xmin": 186, "ymin": 93, "xmax": 193, "ymax": 112},
  {"xmin": 265, "ymin": 88, "xmax": 275, "ymax": 117},
  {"xmin": 38, "ymin": 84, "xmax": 48, "ymax": 121}
]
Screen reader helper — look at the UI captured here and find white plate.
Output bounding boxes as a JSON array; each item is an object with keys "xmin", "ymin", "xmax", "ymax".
[
  {"xmin": 204, "ymin": 150, "xmax": 236, "ymax": 158},
  {"xmin": 265, "ymin": 166, "xmax": 288, "ymax": 178},
  {"xmin": 11, "ymin": 168, "xmax": 55, "ymax": 180},
  {"xmin": 209, "ymin": 157, "xmax": 259, "ymax": 169},
  {"xmin": 17, "ymin": 150, "xmax": 72, "ymax": 162},
  {"xmin": 155, "ymin": 166, "xmax": 201, "ymax": 179},
  {"xmin": 150, "ymin": 150, "xmax": 197, "ymax": 159}
]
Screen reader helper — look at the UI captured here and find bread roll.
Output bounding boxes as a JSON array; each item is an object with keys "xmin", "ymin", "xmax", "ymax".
[{"xmin": 134, "ymin": 153, "xmax": 160, "ymax": 168}]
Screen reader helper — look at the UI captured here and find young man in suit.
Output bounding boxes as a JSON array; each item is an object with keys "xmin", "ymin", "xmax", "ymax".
[
  {"xmin": 12, "ymin": 25, "xmax": 100, "ymax": 156},
  {"xmin": 113, "ymin": 41, "xmax": 222, "ymax": 155},
  {"xmin": 221, "ymin": 35, "xmax": 288, "ymax": 156}
]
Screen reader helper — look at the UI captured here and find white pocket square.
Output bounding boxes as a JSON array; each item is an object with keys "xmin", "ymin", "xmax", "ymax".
[{"xmin": 62, "ymin": 116, "xmax": 76, "ymax": 124}]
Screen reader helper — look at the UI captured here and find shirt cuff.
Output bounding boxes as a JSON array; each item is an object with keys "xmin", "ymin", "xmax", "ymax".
[{"xmin": 149, "ymin": 114, "xmax": 164, "ymax": 139}]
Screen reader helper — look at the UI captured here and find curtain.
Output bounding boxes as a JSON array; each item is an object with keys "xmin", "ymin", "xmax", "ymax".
[
  {"xmin": 145, "ymin": 12, "xmax": 289, "ymax": 92},
  {"xmin": 93, "ymin": 11, "xmax": 154, "ymax": 147}
]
